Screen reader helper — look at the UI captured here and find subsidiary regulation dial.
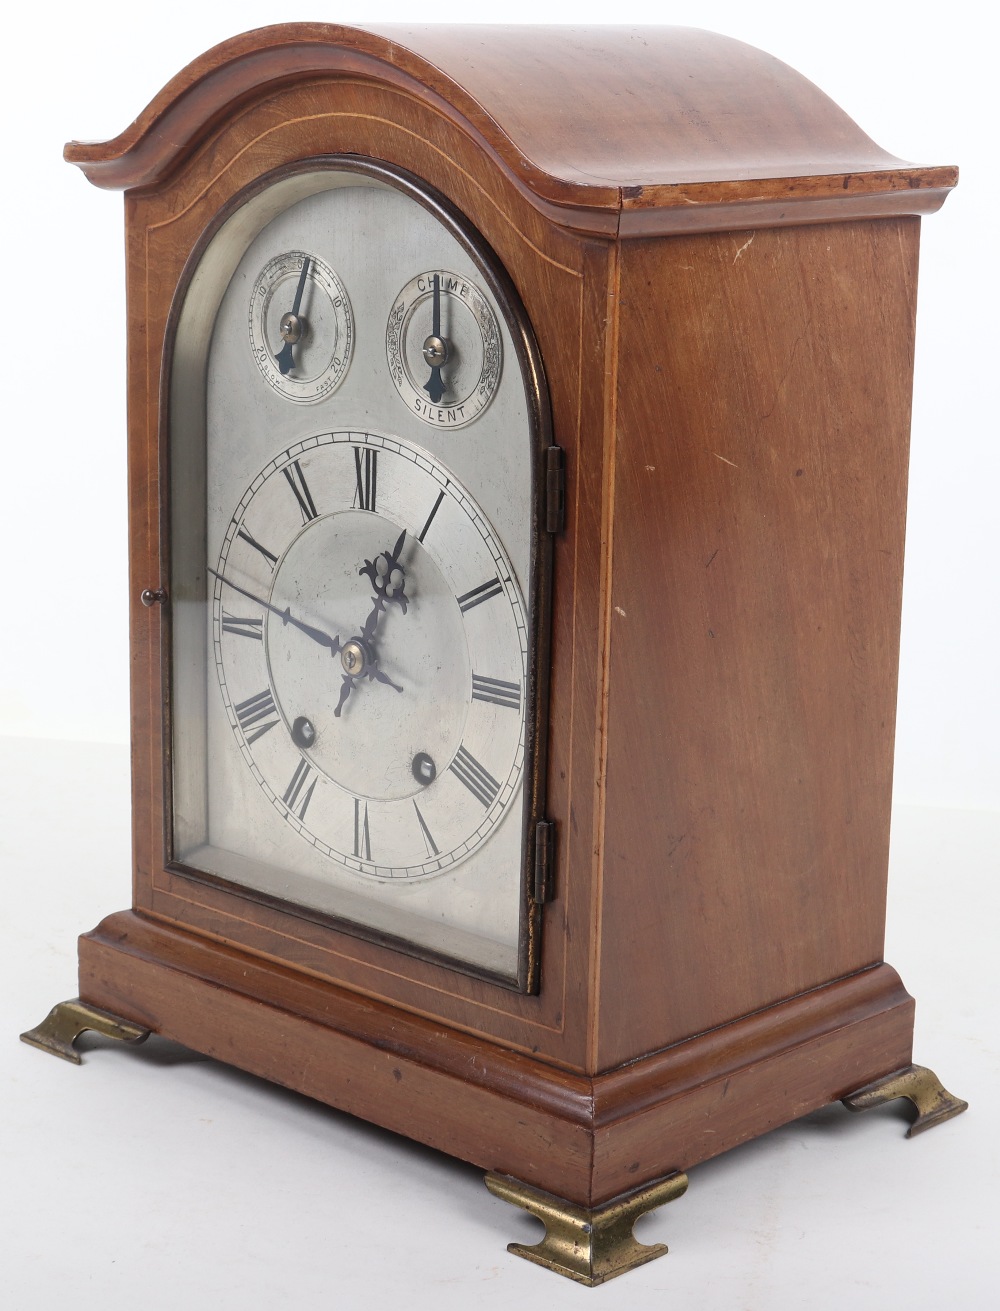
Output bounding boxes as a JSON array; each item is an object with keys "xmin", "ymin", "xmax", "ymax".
[
  {"xmin": 386, "ymin": 270, "xmax": 503, "ymax": 427},
  {"xmin": 249, "ymin": 250, "xmax": 354, "ymax": 403}
]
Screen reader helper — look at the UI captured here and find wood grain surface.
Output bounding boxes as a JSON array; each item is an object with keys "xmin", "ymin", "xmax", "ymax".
[{"xmin": 596, "ymin": 218, "xmax": 919, "ymax": 1066}]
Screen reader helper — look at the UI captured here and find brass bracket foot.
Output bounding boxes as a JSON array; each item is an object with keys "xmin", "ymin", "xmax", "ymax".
[
  {"xmin": 20, "ymin": 998, "xmax": 150, "ymax": 1065},
  {"xmin": 842, "ymin": 1063, "xmax": 968, "ymax": 1137},
  {"xmin": 485, "ymin": 1170, "xmax": 688, "ymax": 1286}
]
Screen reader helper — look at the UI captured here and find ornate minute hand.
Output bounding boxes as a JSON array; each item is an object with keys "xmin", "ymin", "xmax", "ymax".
[{"xmin": 209, "ymin": 567, "xmax": 341, "ymax": 655}]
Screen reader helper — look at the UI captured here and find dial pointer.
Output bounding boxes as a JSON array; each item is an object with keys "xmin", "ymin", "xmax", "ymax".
[
  {"xmin": 209, "ymin": 566, "xmax": 341, "ymax": 654},
  {"xmin": 422, "ymin": 273, "xmax": 448, "ymax": 404},
  {"xmin": 274, "ymin": 255, "xmax": 312, "ymax": 376}
]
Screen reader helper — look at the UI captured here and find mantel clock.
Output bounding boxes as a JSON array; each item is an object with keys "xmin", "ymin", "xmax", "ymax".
[{"xmin": 23, "ymin": 24, "xmax": 967, "ymax": 1285}]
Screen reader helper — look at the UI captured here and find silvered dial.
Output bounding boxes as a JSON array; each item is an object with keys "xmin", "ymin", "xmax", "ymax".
[
  {"xmin": 170, "ymin": 160, "xmax": 545, "ymax": 980},
  {"xmin": 212, "ymin": 430, "xmax": 527, "ymax": 879},
  {"xmin": 249, "ymin": 250, "xmax": 354, "ymax": 402},
  {"xmin": 386, "ymin": 270, "xmax": 502, "ymax": 426}
]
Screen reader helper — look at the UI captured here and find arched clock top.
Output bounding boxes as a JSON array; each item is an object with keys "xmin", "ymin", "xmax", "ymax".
[{"xmin": 64, "ymin": 23, "xmax": 956, "ymax": 236}]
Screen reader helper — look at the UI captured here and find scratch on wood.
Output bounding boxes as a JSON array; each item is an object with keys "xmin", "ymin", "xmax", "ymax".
[
  {"xmin": 733, "ymin": 233, "xmax": 756, "ymax": 263},
  {"xmin": 713, "ymin": 452, "xmax": 739, "ymax": 468},
  {"xmin": 614, "ymin": 606, "xmax": 627, "ymax": 618}
]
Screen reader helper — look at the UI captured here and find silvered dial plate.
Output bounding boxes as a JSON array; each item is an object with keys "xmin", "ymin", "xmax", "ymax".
[{"xmin": 171, "ymin": 166, "xmax": 540, "ymax": 980}]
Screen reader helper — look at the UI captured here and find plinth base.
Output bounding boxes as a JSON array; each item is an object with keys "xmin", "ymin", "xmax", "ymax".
[
  {"xmin": 53, "ymin": 912, "xmax": 925, "ymax": 1209},
  {"xmin": 19, "ymin": 913, "xmax": 972, "ymax": 1283}
]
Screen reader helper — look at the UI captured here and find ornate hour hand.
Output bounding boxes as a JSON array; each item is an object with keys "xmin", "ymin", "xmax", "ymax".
[
  {"xmin": 334, "ymin": 530, "xmax": 410, "ymax": 717},
  {"xmin": 421, "ymin": 273, "xmax": 448, "ymax": 404},
  {"xmin": 209, "ymin": 567, "xmax": 341, "ymax": 655},
  {"xmin": 359, "ymin": 529, "xmax": 409, "ymax": 624},
  {"xmin": 332, "ymin": 657, "xmax": 402, "ymax": 717},
  {"xmin": 274, "ymin": 255, "xmax": 312, "ymax": 376}
]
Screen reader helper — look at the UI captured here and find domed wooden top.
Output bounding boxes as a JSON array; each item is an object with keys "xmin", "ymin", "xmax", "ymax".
[{"xmin": 65, "ymin": 24, "xmax": 955, "ymax": 235}]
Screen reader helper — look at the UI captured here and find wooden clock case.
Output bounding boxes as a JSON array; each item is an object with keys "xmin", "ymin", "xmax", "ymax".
[{"xmin": 28, "ymin": 23, "xmax": 966, "ymax": 1278}]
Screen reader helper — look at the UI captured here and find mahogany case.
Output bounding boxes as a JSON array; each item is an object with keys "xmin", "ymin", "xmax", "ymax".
[{"xmin": 66, "ymin": 24, "xmax": 956, "ymax": 1208}]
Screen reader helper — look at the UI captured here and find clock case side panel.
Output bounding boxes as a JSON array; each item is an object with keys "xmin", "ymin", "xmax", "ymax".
[
  {"xmin": 106, "ymin": 73, "xmax": 612, "ymax": 1069},
  {"xmin": 596, "ymin": 217, "xmax": 920, "ymax": 1069}
]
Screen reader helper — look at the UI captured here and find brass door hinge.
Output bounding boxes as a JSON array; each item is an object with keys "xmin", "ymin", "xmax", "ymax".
[
  {"xmin": 545, "ymin": 446, "xmax": 565, "ymax": 534},
  {"xmin": 534, "ymin": 820, "xmax": 556, "ymax": 903}
]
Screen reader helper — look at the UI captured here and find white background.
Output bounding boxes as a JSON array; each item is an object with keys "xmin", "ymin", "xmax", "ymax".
[{"xmin": 2, "ymin": 3, "xmax": 996, "ymax": 1308}]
